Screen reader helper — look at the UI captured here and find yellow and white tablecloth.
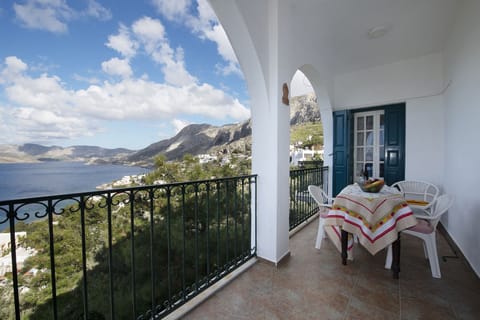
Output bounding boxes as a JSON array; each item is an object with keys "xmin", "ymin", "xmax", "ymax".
[{"xmin": 324, "ymin": 184, "xmax": 417, "ymax": 256}]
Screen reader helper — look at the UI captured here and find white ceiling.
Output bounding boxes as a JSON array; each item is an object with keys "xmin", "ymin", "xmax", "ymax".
[{"xmin": 238, "ymin": 0, "xmax": 460, "ymax": 76}]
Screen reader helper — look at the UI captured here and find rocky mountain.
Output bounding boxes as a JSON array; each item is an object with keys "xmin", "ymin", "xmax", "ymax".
[
  {"xmin": 125, "ymin": 92, "xmax": 319, "ymax": 167},
  {"xmin": 0, "ymin": 93, "xmax": 319, "ymax": 166},
  {"xmin": 289, "ymin": 92, "xmax": 320, "ymax": 125},
  {"xmin": 0, "ymin": 144, "xmax": 134, "ymax": 164},
  {"xmin": 126, "ymin": 121, "xmax": 252, "ymax": 166}
]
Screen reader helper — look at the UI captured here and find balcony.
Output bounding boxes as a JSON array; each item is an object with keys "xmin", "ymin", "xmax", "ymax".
[
  {"xmin": 2, "ymin": 166, "xmax": 479, "ymax": 319},
  {"xmin": 182, "ymin": 219, "xmax": 480, "ymax": 319},
  {"xmin": 0, "ymin": 175, "xmax": 257, "ymax": 319}
]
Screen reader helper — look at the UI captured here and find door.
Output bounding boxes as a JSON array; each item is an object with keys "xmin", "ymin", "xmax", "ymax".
[
  {"xmin": 353, "ymin": 110, "xmax": 385, "ymax": 180},
  {"xmin": 332, "ymin": 103, "xmax": 405, "ymax": 194}
]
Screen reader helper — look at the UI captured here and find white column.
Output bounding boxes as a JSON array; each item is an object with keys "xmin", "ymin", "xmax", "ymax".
[
  {"xmin": 250, "ymin": 0, "xmax": 290, "ymax": 263},
  {"xmin": 209, "ymin": 0, "xmax": 290, "ymax": 263}
]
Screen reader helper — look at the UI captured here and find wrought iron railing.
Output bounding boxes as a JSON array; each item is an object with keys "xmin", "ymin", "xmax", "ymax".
[
  {"xmin": 289, "ymin": 166, "xmax": 329, "ymax": 230},
  {"xmin": 0, "ymin": 175, "xmax": 257, "ymax": 320}
]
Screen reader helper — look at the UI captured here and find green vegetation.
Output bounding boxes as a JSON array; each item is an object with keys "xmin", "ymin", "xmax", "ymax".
[
  {"xmin": 144, "ymin": 154, "xmax": 251, "ymax": 185},
  {"xmin": 0, "ymin": 154, "xmax": 253, "ymax": 319},
  {"xmin": 290, "ymin": 122, "xmax": 323, "ymax": 150},
  {"xmin": 0, "ymin": 120, "xmax": 323, "ymax": 319}
]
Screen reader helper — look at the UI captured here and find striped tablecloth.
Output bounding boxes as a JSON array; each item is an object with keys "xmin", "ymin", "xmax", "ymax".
[{"xmin": 324, "ymin": 184, "xmax": 417, "ymax": 256}]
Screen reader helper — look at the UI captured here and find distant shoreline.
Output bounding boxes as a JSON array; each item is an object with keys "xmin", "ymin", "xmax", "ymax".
[{"xmin": 0, "ymin": 162, "xmax": 148, "ymax": 203}]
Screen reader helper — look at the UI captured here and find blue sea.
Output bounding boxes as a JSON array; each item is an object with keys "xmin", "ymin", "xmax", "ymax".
[{"xmin": 0, "ymin": 161, "xmax": 149, "ymax": 202}]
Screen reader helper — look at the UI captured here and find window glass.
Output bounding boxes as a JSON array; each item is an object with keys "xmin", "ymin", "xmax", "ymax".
[
  {"xmin": 364, "ymin": 163, "xmax": 373, "ymax": 178},
  {"xmin": 357, "ymin": 117, "xmax": 364, "ymax": 130},
  {"xmin": 356, "ymin": 147, "xmax": 364, "ymax": 161},
  {"xmin": 366, "ymin": 131, "xmax": 373, "ymax": 146},
  {"xmin": 366, "ymin": 147, "xmax": 373, "ymax": 161},
  {"xmin": 357, "ymin": 132, "xmax": 364, "ymax": 146},
  {"xmin": 366, "ymin": 116, "xmax": 373, "ymax": 130},
  {"xmin": 356, "ymin": 163, "xmax": 363, "ymax": 177}
]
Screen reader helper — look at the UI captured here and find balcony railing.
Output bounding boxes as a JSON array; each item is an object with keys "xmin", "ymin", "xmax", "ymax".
[
  {"xmin": 0, "ymin": 175, "xmax": 257, "ymax": 320},
  {"xmin": 289, "ymin": 166, "xmax": 329, "ymax": 230}
]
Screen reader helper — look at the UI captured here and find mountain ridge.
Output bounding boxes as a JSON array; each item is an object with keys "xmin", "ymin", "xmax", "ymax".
[{"xmin": 0, "ymin": 93, "xmax": 319, "ymax": 166}]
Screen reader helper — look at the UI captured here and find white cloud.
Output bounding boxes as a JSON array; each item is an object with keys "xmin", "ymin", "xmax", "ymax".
[
  {"xmin": 1, "ymin": 56, "xmax": 28, "ymax": 83},
  {"xmin": 0, "ymin": 56, "xmax": 250, "ymax": 145},
  {"xmin": 151, "ymin": 0, "xmax": 191, "ymax": 20},
  {"xmin": 13, "ymin": 0, "xmax": 111, "ymax": 33},
  {"xmin": 129, "ymin": 16, "xmax": 197, "ymax": 86},
  {"xmin": 84, "ymin": 0, "xmax": 112, "ymax": 21},
  {"xmin": 215, "ymin": 61, "xmax": 241, "ymax": 77},
  {"xmin": 152, "ymin": 0, "xmax": 241, "ymax": 77},
  {"xmin": 101, "ymin": 58, "xmax": 132, "ymax": 78},
  {"xmin": 160, "ymin": 46, "xmax": 197, "ymax": 86},
  {"xmin": 105, "ymin": 24, "xmax": 138, "ymax": 58},
  {"xmin": 75, "ymin": 79, "xmax": 249, "ymax": 121},
  {"xmin": 172, "ymin": 118, "xmax": 190, "ymax": 133},
  {"xmin": 202, "ymin": 23, "xmax": 238, "ymax": 65},
  {"xmin": 132, "ymin": 16, "xmax": 166, "ymax": 47},
  {"xmin": 13, "ymin": 0, "xmax": 72, "ymax": 33},
  {"xmin": 73, "ymin": 73, "xmax": 100, "ymax": 85}
]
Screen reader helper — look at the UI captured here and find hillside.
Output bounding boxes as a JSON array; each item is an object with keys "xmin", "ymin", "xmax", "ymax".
[
  {"xmin": 0, "ymin": 144, "xmax": 135, "ymax": 164},
  {"xmin": 126, "ymin": 121, "xmax": 252, "ymax": 166},
  {"xmin": 0, "ymin": 93, "xmax": 320, "ymax": 166},
  {"xmin": 125, "ymin": 92, "xmax": 320, "ymax": 166}
]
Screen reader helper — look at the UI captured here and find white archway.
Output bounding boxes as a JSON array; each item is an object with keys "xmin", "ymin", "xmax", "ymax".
[{"xmin": 291, "ymin": 65, "xmax": 334, "ymax": 197}]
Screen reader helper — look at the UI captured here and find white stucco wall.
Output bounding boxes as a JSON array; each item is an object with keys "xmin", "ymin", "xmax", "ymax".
[
  {"xmin": 333, "ymin": 53, "xmax": 445, "ymax": 110},
  {"xmin": 331, "ymin": 0, "xmax": 480, "ymax": 276},
  {"xmin": 211, "ymin": 0, "xmax": 479, "ymax": 274},
  {"xmin": 443, "ymin": 0, "xmax": 480, "ymax": 276},
  {"xmin": 405, "ymin": 95, "xmax": 445, "ymax": 189},
  {"xmin": 332, "ymin": 53, "xmax": 447, "ymax": 188}
]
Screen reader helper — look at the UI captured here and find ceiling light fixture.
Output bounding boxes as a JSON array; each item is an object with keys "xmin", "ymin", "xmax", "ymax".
[{"xmin": 367, "ymin": 25, "xmax": 391, "ymax": 39}]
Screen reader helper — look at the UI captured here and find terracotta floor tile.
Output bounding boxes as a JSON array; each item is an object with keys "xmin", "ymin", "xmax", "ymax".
[
  {"xmin": 181, "ymin": 218, "xmax": 480, "ymax": 320},
  {"xmin": 400, "ymin": 296, "xmax": 457, "ymax": 320}
]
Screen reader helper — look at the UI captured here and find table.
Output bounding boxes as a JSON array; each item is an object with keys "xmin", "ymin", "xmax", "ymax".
[{"xmin": 324, "ymin": 183, "xmax": 417, "ymax": 278}]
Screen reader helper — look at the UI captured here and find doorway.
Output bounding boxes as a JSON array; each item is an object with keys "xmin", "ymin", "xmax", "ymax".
[
  {"xmin": 353, "ymin": 110, "xmax": 385, "ymax": 180},
  {"xmin": 332, "ymin": 103, "xmax": 405, "ymax": 195}
]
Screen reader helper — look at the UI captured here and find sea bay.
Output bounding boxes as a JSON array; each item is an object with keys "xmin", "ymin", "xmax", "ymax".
[{"xmin": 0, "ymin": 161, "xmax": 148, "ymax": 201}]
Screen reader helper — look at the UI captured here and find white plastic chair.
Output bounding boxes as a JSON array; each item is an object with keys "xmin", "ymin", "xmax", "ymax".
[
  {"xmin": 385, "ymin": 194, "xmax": 454, "ymax": 278},
  {"xmin": 391, "ymin": 180, "xmax": 440, "ymax": 214},
  {"xmin": 308, "ymin": 185, "xmax": 333, "ymax": 249}
]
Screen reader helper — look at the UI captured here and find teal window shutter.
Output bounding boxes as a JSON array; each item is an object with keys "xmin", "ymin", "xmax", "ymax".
[
  {"xmin": 332, "ymin": 110, "xmax": 351, "ymax": 196},
  {"xmin": 384, "ymin": 103, "xmax": 406, "ymax": 185}
]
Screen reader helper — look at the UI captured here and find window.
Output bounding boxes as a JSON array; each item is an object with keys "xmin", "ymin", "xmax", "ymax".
[{"xmin": 353, "ymin": 110, "xmax": 384, "ymax": 179}]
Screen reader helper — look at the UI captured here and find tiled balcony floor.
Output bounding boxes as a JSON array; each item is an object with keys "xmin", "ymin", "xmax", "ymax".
[{"xmin": 182, "ymin": 218, "xmax": 480, "ymax": 319}]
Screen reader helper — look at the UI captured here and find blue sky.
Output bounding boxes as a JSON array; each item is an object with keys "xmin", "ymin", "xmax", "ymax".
[{"xmin": 0, "ymin": 0, "xmax": 250, "ymax": 150}]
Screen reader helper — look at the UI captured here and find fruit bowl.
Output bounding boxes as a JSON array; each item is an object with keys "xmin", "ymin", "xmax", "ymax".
[{"xmin": 358, "ymin": 179, "xmax": 385, "ymax": 193}]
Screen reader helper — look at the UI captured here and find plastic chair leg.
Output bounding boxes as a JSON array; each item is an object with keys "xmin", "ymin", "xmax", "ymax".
[
  {"xmin": 422, "ymin": 242, "xmax": 428, "ymax": 259},
  {"xmin": 385, "ymin": 244, "xmax": 393, "ymax": 269},
  {"xmin": 424, "ymin": 233, "xmax": 441, "ymax": 278},
  {"xmin": 315, "ymin": 217, "xmax": 326, "ymax": 249}
]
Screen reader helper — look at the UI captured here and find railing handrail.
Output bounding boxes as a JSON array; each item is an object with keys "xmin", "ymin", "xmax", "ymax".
[
  {"xmin": 0, "ymin": 174, "xmax": 258, "ymax": 320},
  {"xmin": 0, "ymin": 174, "xmax": 258, "ymax": 205},
  {"xmin": 289, "ymin": 166, "xmax": 329, "ymax": 231}
]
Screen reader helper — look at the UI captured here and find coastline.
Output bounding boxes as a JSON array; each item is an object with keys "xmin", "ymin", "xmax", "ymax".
[{"xmin": 0, "ymin": 162, "xmax": 148, "ymax": 202}]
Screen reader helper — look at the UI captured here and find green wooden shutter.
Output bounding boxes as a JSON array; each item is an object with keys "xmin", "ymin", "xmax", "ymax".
[
  {"xmin": 332, "ymin": 110, "xmax": 351, "ymax": 196},
  {"xmin": 384, "ymin": 103, "xmax": 405, "ymax": 185}
]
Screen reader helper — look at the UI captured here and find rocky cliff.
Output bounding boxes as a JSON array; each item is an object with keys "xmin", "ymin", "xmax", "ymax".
[
  {"xmin": 0, "ymin": 93, "xmax": 319, "ymax": 166},
  {"xmin": 126, "ymin": 121, "xmax": 252, "ymax": 166},
  {"xmin": 0, "ymin": 144, "xmax": 134, "ymax": 164}
]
